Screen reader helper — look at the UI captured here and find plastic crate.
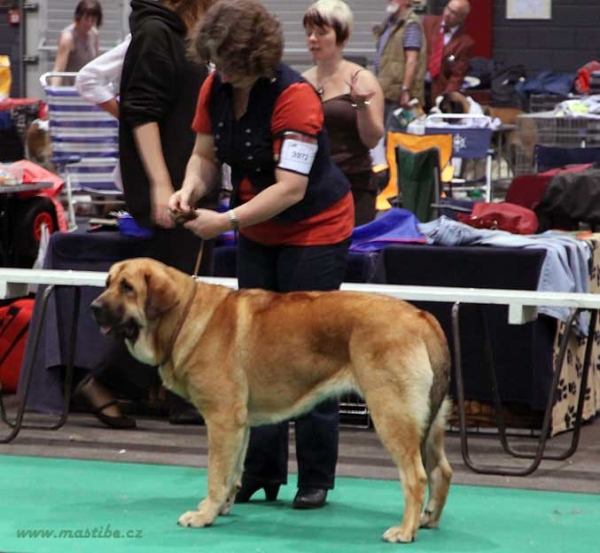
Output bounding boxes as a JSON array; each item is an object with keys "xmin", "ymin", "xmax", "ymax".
[{"xmin": 339, "ymin": 393, "xmax": 371, "ymax": 428}]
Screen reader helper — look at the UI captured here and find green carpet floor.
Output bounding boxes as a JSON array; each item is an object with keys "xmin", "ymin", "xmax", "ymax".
[{"xmin": 0, "ymin": 455, "xmax": 597, "ymax": 553}]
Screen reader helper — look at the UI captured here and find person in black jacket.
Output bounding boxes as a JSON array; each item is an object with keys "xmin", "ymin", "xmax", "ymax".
[{"xmin": 77, "ymin": 0, "xmax": 218, "ymax": 428}]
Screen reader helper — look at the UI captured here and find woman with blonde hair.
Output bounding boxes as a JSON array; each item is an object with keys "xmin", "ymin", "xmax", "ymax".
[{"xmin": 303, "ymin": 0, "xmax": 384, "ymax": 225}]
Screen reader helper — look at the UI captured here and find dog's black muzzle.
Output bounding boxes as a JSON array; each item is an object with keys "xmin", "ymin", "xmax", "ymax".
[{"xmin": 90, "ymin": 299, "xmax": 140, "ymax": 341}]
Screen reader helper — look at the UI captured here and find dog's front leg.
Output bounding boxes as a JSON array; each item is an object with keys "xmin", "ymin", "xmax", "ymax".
[
  {"xmin": 178, "ymin": 417, "xmax": 246, "ymax": 528},
  {"xmin": 221, "ymin": 425, "xmax": 250, "ymax": 516}
]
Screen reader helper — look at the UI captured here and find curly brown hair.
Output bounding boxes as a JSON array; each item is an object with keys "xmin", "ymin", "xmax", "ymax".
[
  {"xmin": 164, "ymin": 0, "xmax": 217, "ymax": 32},
  {"xmin": 194, "ymin": 0, "xmax": 283, "ymax": 78}
]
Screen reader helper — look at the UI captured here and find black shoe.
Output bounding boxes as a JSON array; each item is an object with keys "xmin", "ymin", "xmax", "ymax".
[
  {"xmin": 236, "ymin": 482, "xmax": 280, "ymax": 503},
  {"xmin": 90, "ymin": 399, "xmax": 137, "ymax": 429},
  {"xmin": 293, "ymin": 488, "xmax": 327, "ymax": 509},
  {"xmin": 75, "ymin": 375, "xmax": 136, "ymax": 430}
]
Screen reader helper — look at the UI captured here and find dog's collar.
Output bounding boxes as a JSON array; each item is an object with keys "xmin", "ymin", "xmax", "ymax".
[{"xmin": 158, "ymin": 280, "xmax": 197, "ymax": 366}]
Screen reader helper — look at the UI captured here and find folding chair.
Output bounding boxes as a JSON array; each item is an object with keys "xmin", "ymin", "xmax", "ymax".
[
  {"xmin": 534, "ymin": 144, "xmax": 600, "ymax": 173},
  {"xmin": 394, "ymin": 145, "xmax": 441, "ymax": 222},
  {"xmin": 39, "ymin": 72, "xmax": 123, "ymax": 229},
  {"xmin": 376, "ymin": 132, "xmax": 453, "ymax": 211},
  {"xmin": 425, "ymin": 113, "xmax": 494, "ymax": 202}
]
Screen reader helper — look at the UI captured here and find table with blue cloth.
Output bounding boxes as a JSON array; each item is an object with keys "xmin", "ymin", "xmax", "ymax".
[{"xmin": 22, "ymin": 225, "xmax": 594, "ymax": 437}]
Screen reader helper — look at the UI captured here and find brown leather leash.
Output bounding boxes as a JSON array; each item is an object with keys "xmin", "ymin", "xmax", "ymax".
[{"xmin": 193, "ymin": 239, "xmax": 204, "ymax": 278}]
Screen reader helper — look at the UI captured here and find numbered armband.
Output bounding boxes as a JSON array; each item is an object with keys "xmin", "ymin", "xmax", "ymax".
[{"xmin": 277, "ymin": 131, "xmax": 318, "ymax": 175}]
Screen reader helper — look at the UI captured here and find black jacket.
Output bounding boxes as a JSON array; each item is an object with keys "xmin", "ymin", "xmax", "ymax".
[{"xmin": 119, "ymin": 0, "xmax": 213, "ymax": 227}]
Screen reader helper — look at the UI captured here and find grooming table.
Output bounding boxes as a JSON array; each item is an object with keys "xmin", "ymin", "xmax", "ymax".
[{"xmin": 1, "ymin": 264, "xmax": 599, "ymax": 476}]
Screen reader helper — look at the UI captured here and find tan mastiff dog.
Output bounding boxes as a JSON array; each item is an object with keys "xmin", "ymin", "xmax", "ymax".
[{"xmin": 91, "ymin": 257, "xmax": 453, "ymax": 543}]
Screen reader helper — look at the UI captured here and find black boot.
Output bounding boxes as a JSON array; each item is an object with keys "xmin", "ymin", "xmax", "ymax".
[
  {"xmin": 236, "ymin": 482, "xmax": 280, "ymax": 503},
  {"xmin": 293, "ymin": 488, "xmax": 327, "ymax": 509}
]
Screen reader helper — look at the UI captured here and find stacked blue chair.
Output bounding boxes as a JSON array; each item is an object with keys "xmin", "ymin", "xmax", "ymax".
[{"xmin": 40, "ymin": 72, "xmax": 122, "ymax": 229}]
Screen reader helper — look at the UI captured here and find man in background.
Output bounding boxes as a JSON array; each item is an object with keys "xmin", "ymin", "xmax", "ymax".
[
  {"xmin": 374, "ymin": 0, "xmax": 427, "ymax": 117},
  {"xmin": 423, "ymin": 0, "xmax": 474, "ymax": 109}
]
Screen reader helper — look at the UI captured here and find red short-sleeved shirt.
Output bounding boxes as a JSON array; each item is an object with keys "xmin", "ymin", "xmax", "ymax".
[{"xmin": 192, "ymin": 73, "xmax": 354, "ymax": 246}]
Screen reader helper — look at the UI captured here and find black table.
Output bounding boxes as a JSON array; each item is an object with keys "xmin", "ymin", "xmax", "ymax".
[
  {"xmin": 21, "ymin": 234, "xmax": 554, "ymax": 415},
  {"xmin": 19, "ymin": 228, "xmax": 153, "ymax": 413}
]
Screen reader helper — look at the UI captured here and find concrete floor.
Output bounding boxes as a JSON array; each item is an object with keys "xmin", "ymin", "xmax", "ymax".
[{"xmin": 1, "ymin": 406, "xmax": 599, "ymax": 495}]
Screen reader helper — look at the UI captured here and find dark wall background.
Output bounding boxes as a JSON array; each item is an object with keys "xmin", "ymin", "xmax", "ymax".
[{"xmin": 431, "ymin": 0, "xmax": 600, "ymax": 74}]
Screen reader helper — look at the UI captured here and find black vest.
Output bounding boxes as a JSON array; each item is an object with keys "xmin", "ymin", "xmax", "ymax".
[{"xmin": 208, "ymin": 64, "xmax": 350, "ymax": 223}]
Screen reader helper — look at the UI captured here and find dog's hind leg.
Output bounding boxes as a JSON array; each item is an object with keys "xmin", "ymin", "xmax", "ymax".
[
  {"xmin": 420, "ymin": 399, "xmax": 452, "ymax": 529},
  {"xmin": 367, "ymin": 395, "xmax": 428, "ymax": 543},
  {"xmin": 178, "ymin": 415, "xmax": 247, "ymax": 528}
]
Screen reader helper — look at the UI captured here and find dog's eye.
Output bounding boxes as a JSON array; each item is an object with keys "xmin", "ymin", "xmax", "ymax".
[{"xmin": 120, "ymin": 280, "xmax": 134, "ymax": 293}]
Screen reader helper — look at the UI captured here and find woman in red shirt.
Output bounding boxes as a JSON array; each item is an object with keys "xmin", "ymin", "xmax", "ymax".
[{"xmin": 169, "ymin": 0, "xmax": 354, "ymax": 510}]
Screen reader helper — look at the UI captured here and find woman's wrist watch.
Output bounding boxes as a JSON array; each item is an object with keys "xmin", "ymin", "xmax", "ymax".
[{"xmin": 227, "ymin": 209, "xmax": 240, "ymax": 231}]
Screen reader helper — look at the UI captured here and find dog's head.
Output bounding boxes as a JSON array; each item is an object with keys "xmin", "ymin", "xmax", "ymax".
[
  {"xmin": 26, "ymin": 118, "xmax": 54, "ymax": 170},
  {"xmin": 90, "ymin": 258, "xmax": 181, "ymax": 345},
  {"xmin": 435, "ymin": 91, "xmax": 470, "ymax": 116}
]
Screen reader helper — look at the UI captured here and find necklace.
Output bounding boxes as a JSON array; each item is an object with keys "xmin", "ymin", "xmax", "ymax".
[{"xmin": 315, "ymin": 60, "xmax": 345, "ymax": 99}]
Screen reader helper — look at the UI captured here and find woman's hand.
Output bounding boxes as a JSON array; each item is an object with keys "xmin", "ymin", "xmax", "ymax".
[
  {"xmin": 168, "ymin": 188, "xmax": 199, "ymax": 225},
  {"xmin": 348, "ymin": 70, "xmax": 376, "ymax": 108},
  {"xmin": 345, "ymin": 68, "xmax": 385, "ymax": 149},
  {"xmin": 183, "ymin": 209, "xmax": 229, "ymax": 240}
]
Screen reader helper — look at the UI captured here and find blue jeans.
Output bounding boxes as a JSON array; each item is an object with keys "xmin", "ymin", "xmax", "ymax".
[{"xmin": 237, "ymin": 234, "xmax": 350, "ymax": 490}]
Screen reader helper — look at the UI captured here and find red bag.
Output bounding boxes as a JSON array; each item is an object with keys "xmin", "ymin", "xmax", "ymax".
[
  {"xmin": 575, "ymin": 60, "xmax": 600, "ymax": 94},
  {"xmin": 0, "ymin": 299, "xmax": 34, "ymax": 393},
  {"xmin": 458, "ymin": 202, "xmax": 538, "ymax": 234}
]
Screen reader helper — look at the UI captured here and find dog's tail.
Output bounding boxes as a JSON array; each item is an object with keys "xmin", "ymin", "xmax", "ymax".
[{"xmin": 420, "ymin": 311, "xmax": 451, "ymax": 424}]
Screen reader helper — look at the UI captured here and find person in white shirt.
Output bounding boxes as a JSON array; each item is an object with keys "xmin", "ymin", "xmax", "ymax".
[{"xmin": 75, "ymin": 34, "xmax": 131, "ymax": 118}]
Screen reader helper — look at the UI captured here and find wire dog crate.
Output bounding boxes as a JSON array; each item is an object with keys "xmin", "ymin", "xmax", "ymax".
[
  {"xmin": 527, "ymin": 94, "xmax": 573, "ymax": 113},
  {"xmin": 514, "ymin": 112, "xmax": 600, "ymax": 176},
  {"xmin": 339, "ymin": 393, "xmax": 371, "ymax": 428}
]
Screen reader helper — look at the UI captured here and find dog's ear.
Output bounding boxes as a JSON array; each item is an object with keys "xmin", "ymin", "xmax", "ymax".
[{"xmin": 144, "ymin": 268, "xmax": 179, "ymax": 321}]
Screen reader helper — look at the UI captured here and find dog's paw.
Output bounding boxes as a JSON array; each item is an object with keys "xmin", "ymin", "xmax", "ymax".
[
  {"xmin": 382, "ymin": 525, "xmax": 415, "ymax": 543},
  {"xmin": 419, "ymin": 510, "xmax": 439, "ymax": 529},
  {"xmin": 168, "ymin": 208, "xmax": 198, "ymax": 225},
  {"xmin": 177, "ymin": 510, "xmax": 214, "ymax": 528},
  {"xmin": 219, "ymin": 494, "xmax": 235, "ymax": 515}
]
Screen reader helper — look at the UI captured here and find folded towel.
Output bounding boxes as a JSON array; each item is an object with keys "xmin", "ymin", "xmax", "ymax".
[{"xmin": 350, "ymin": 208, "xmax": 426, "ymax": 252}]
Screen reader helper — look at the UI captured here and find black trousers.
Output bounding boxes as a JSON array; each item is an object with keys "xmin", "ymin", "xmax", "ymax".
[{"xmin": 237, "ymin": 234, "xmax": 350, "ymax": 490}]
